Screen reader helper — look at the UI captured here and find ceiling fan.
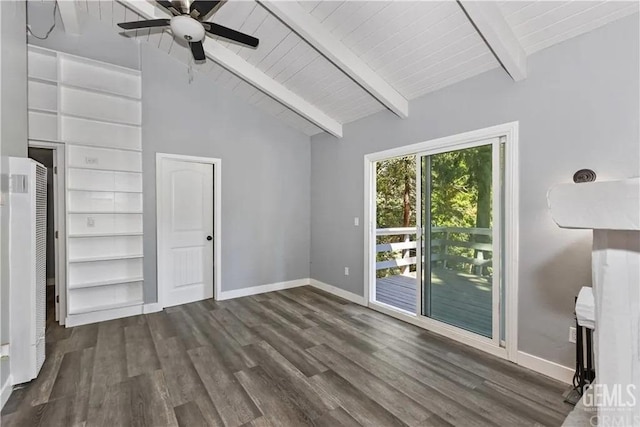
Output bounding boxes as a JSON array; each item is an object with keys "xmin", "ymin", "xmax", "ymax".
[{"xmin": 117, "ymin": 1, "xmax": 259, "ymax": 62}]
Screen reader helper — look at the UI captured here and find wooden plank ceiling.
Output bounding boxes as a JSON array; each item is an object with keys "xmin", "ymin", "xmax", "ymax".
[{"xmin": 82, "ymin": 0, "xmax": 639, "ymax": 137}]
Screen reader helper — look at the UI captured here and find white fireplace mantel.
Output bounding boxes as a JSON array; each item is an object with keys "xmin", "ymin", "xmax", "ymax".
[
  {"xmin": 548, "ymin": 177, "xmax": 640, "ymax": 231},
  {"xmin": 548, "ymin": 177, "xmax": 640, "ymax": 426}
]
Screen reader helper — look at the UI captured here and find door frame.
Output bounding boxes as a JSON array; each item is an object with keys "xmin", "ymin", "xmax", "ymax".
[
  {"xmin": 156, "ymin": 153, "xmax": 222, "ymax": 308},
  {"xmin": 28, "ymin": 140, "xmax": 67, "ymax": 326},
  {"xmin": 363, "ymin": 122, "xmax": 519, "ymax": 362}
]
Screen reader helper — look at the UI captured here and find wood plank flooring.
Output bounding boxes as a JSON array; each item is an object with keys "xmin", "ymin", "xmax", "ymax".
[
  {"xmin": 1, "ymin": 286, "xmax": 572, "ymax": 426},
  {"xmin": 376, "ymin": 269, "xmax": 492, "ymax": 337}
]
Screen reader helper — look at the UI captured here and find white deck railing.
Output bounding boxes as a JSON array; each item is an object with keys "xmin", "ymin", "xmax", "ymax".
[{"xmin": 375, "ymin": 226, "xmax": 493, "ymax": 275}]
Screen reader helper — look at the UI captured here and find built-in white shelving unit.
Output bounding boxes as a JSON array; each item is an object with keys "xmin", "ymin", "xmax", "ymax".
[{"xmin": 27, "ymin": 46, "xmax": 144, "ymax": 326}]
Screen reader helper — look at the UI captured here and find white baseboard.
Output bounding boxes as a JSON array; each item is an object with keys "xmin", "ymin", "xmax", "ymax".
[
  {"xmin": 517, "ymin": 351, "xmax": 574, "ymax": 384},
  {"xmin": 308, "ymin": 279, "xmax": 366, "ymax": 306},
  {"xmin": 217, "ymin": 278, "xmax": 309, "ymax": 301},
  {"xmin": 143, "ymin": 302, "xmax": 163, "ymax": 314},
  {"xmin": 1, "ymin": 374, "xmax": 12, "ymax": 410},
  {"xmin": 65, "ymin": 304, "xmax": 144, "ymax": 327},
  {"xmin": 305, "ymin": 280, "xmax": 574, "ymax": 385},
  {"xmin": 58, "ymin": 278, "xmax": 574, "ymax": 387}
]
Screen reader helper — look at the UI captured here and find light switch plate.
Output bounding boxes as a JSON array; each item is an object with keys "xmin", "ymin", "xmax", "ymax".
[{"xmin": 354, "ymin": 217, "xmax": 359, "ymax": 226}]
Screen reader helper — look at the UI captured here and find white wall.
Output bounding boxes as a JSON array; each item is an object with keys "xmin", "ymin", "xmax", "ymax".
[
  {"xmin": 309, "ymin": 14, "xmax": 640, "ymax": 369},
  {"xmin": 0, "ymin": 0, "xmax": 28, "ymax": 404}
]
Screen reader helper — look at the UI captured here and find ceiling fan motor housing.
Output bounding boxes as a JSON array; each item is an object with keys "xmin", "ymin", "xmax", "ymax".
[{"xmin": 170, "ymin": 15, "xmax": 205, "ymax": 42}]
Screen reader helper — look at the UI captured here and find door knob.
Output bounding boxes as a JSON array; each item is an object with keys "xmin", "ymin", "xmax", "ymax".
[{"xmin": 206, "ymin": 235, "xmax": 213, "ymax": 241}]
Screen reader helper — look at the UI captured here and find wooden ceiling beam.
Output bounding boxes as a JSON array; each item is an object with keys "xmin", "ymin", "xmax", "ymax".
[
  {"xmin": 259, "ymin": 0, "xmax": 409, "ymax": 118},
  {"xmin": 458, "ymin": 1, "xmax": 527, "ymax": 81},
  {"xmin": 118, "ymin": 0, "xmax": 343, "ymax": 137}
]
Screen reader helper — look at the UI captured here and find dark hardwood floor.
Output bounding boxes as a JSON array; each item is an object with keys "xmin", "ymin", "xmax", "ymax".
[{"xmin": 1, "ymin": 286, "xmax": 572, "ymax": 426}]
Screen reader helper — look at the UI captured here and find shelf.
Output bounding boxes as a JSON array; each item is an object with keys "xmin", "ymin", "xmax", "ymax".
[
  {"xmin": 28, "ymin": 45, "xmax": 57, "ymax": 57},
  {"xmin": 57, "ymin": 47, "xmax": 140, "ymax": 75},
  {"xmin": 68, "ymin": 276, "xmax": 143, "ymax": 290},
  {"xmin": 67, "ymin": 211, "xmax": 143, "ymax": 215},
  {"xmin": 67, "ymin": 188, "xmax": 142, "ymax": 194},
  {"xmin": 27, "ymin": 75, "xmax": 57, "ymax": 85},
  {"xmin": 68, "ymin": 299, "xmax": 144, "ymax": 315},
  {"xmin": 28, "ymin": 137, "xmax": 64, "ymax": 144},
  {"xmin": 69, "ymin": 232, "xmax": 143, "ymax": 238},
  {"xmin": 63, "ymin": 141, "xmax": 142, "ymax": 153},
  {"xmin": 60, "ymin": 82, "xmax": 141, "ymax": 101},
  {"xmin": 66, "ymin": 164, "xmax": 142, "ymax": 174},
  {"xmin": 60, "ymin": 112, "xmax": 141, "ymax": 128},
  {"xmin": 69, "ymin": 254, "xmax": 143, "ymax": 263},
  {"xmin": 28, "ymin": 107, "xmax": 57, "ymax": 115}
]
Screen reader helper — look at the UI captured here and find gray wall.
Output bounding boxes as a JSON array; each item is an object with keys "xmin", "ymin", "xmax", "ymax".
[
  {"xmin": 310, "ymin": 14, "xmax": 640, "ymax": 368},
  {"xmin": 141, "ymin": 45, "xmax": 311, "ymax": 300},
  {"xmin": 0, "ymin": 0, "xmax": 28, "ymax": 394},
  {"xmin": 27, "ymin": 1, "xmax": 139, "ymax": 69}
]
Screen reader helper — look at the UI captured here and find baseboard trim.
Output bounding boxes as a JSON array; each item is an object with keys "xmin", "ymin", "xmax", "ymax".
[
  {"xmin": 305, "ymin": 280, "xmax": 574, "ymax": 385},
  {"xmin": 65, "ymin": 304, "xmax": 144, "ymax": 327},
  {"xmin": 1, "ymin": 375, "xmax": 12, "ymax": 410},
  {"xmin": 143, "ymin": 303, "xmax": 163, "ymax": 314},
  {"xmin": 217, "ymin": 278, "xmax": 309, "ymax": 301},
  {"xmin": 517, "ymin": 351, "xmax": 574, "ymax": 384},
  {"xmin": 58, "ymin": 279, "xmax": 574, "ymax": 386},
  {"xmin": 308, "ymin": 279, "xmax": 366, "ymax": 306}
]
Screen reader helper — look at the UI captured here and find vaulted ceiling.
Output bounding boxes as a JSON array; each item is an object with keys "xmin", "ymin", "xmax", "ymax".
[{"xmin": 65, "ymin": 0, "xmax": 639, "ymax": 137}]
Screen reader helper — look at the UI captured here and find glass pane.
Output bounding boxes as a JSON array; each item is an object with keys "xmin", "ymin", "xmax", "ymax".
[
  {"xmin": 374, "ymin": 156, "xmax": 417, "ymax": 313},
  {"xmin": 423, "ymin": 144, "xmax": 494, "ymax": 338}
]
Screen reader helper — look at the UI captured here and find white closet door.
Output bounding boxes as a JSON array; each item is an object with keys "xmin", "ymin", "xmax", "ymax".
[{"xmin": 160, "ymin": 159, "xmax": 214, "ymax": 307}]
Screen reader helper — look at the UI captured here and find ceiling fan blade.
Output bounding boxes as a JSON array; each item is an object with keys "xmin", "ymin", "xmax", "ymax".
[
  {"xmin": 203, "ymin": 22, "xmax": 259, "ymax": 48},
  {"xmin": 189, "ymin": 41, "xmax": 206, "ymax": 61},
  {"xmin": 118, "ymin": 19, "xmax": 170, "ymax": 30},
  {"xmin": 157, "ymin": 0, "xmax": 182, "ymax": 16},
  {"xmin": 190, "ymin": 1, "xmax": 221, "ymax": 19}
]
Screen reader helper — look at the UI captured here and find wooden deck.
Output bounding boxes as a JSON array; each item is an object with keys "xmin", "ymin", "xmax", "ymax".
[{"xmin": 376, "ymin": 268, "xmax": 492, "ymax": 337}]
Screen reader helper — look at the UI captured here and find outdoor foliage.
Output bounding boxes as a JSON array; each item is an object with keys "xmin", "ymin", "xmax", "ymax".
[{"xmin": 376, "ymin": 145, "xmax": 494, "ymax": 278}]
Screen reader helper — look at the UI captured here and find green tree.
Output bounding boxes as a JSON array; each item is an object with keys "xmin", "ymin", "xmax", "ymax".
[
  {"xmin": 376, "ymin": 145, "xmax": 493, "ymax": 277},
  {"xmin": 376, "ymin": 156, "xmax": 416, "ymax": 277}
]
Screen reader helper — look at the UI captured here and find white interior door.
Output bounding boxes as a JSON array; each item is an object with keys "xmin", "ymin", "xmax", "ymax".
[{"xmin": 159, "ymin": 158, "xmax": 214, "ymax": 307}]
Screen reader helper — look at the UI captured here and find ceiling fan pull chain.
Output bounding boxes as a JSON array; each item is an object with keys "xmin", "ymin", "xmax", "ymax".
[{"xmin": 187, "ymin": 57, "xmax": 194, "ymax": 84}]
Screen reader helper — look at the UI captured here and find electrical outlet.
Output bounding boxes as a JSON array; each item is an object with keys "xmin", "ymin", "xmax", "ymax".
[
  {"xmin": 344, "ymin": 267, "xmax": 349, "ymax": 276},
  {"xmin": 569, "ymin": 326, "xmax": 577, "ymax": 343}
]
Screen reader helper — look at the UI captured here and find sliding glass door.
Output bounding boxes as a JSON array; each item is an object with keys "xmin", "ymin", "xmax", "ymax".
[
  {"xmin": 369, "ymin": 135, "xmax": 508, "ymax": 344},
  {"xmin": 419, "ymin": 138, "xmax": 504, "ymax": 341},
  {"xmin": 367, "ymin": 125, "xmax": 517, "ymax": 356}
]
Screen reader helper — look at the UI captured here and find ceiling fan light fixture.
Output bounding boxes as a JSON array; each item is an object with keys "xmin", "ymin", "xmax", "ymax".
[{"xmin": 170, "ymin": 15, "xmax": 205, "ymax": 42}]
